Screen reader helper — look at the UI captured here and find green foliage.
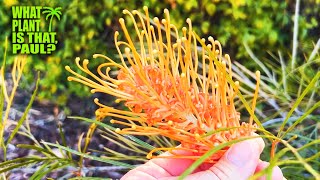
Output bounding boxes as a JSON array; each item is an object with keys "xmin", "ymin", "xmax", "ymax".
[
  {"xmin": 230, "ymin": 3, "xmax": 320, "ymax": 176},
  {"xmin": 0, "ymin": 49, "xmax": 174, "ymax": 178},
  {"xmin": 0, "ymin": 51, "xmax": 152, "ymax": 178},
  {"xmin": 0, "ymin": 40, "xmax": 36, "ymax": 161},
  {"xmin": 0, "ymin": 0, "xmax": 319, "ymax": 104},
  {"xmin": 0, "ymin": 44, "xmax": 75, "ymax": 178}
]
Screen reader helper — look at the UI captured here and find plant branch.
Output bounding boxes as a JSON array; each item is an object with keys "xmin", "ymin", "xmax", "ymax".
[{"xmin": 291, "ymin": 0, "xmax": 300, "ymax": 69}]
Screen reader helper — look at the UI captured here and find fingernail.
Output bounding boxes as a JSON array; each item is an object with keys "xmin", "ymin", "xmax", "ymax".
[{"xmin": 226, "ymin": 141, "xmax": 253, "ymax": 167}]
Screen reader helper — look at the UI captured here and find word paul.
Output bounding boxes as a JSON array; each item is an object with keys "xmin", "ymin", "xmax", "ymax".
[{"xmin": 11, "ymin": 6, "xmax": 61, "ymax": 54}]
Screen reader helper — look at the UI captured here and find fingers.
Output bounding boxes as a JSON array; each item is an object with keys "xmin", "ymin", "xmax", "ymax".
[
  {"xmin": 121, "ymin": 149, "xmax": 197, "ymax": 180},
  {"xmin": 122, "ymin": 136, "xmax": 284, "ymax": 180},
  {"xmin": 255, "ymin": 161, "xmax": 284, "ymax": 180},
  {"xmin": 183, "ymin": 137, "xmax": 265, "ymax": 180},
  {"xmin": 147, "ymin": 149, "xmax": 199, "ymax": 176},
  {"xmin": 121, "ymin": 160, "xmax": 169, "ymax": 180},
  {"xmin": 121, "ymin": 169, "xmax": 157, "ymax": 180}
]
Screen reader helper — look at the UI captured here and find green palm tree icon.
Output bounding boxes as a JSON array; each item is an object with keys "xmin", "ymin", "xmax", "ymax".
[{"xmin": 42, "ymin": 7, "xmax": 62, "ymax": 32}]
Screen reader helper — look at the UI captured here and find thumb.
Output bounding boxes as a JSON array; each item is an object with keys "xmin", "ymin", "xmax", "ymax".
[{"xmin": 185, "ymin": 137, "xmax": 265, "ymax": 180}]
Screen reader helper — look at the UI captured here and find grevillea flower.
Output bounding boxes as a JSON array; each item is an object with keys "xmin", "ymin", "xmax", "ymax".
[{"xmin": 65, "ymin": 7, "xmax": 260, "ymax": 163}]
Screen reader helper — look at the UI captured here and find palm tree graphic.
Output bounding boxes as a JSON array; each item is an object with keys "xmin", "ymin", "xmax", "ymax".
[{"xmin": 42, "ymin": 7, "xmax": 62, "ymax": 32}]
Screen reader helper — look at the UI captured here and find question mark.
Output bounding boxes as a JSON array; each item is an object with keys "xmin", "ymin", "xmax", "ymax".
[{"xmin": 47, "ymin": 44, "xmax": 56, "ymax": 54}]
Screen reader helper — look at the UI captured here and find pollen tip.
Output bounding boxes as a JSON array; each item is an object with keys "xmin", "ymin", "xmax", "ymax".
[
  {"xmin": 181, "ymin": 37, "xmax": 187, "ymax": 42},
  {"xmin": 115, "ymin": 128, "xmax": 121, "ymax": 133},
  {"xmin": 146, "ymin": 154, "xmax": 152, "ymax": 159},
  {"xmin": 75, "ymin": 57, "xmax": 80, "ymax": 61},
  {"xmin": 195, "ymin": 133, "xmax": 200, "ymax": 140},
  {"xmin": 181, "ymin": 73, "xmax": 186, "ymax": 78},
  {"xmin": 161, "ymin": 19, "xmax": 166, "ymax": 24},
  {"xmin": 256, "ymin": 70, "xmax": 261, "ymax": 76},
  {"xmin": 94, "ymin": 98, "xmax": 99, "ymax": 103},
  {"xmin": 92, "ymin": 54, "xmax": 99, "ymax": 58},
  {"xmin": 201, "ymin": 38, "xmax": 205, "ymax": 43},
  {"xmin": 110, "ymin": 120, "xmax": 115, "ymax": 124},
  {"xmin": 152, "ymin": 49, "xmax": 158, "ymax": 54},
  {"xmin": 214, "ymin": 39, "xmax": 221, "ymax": 44},
  {"xmin": 131, "ymin": 125, "xmax": 137, "ymax": 130},
  {"xmin": 114, "ymin": 81, "xmax": 121, "ymax": 85},
  {"xmin": 168, "ymin": 121, "xmax": 173, "ymax": 126},
  {"xmin": 115, "ymin": 31, "xmax": 119, "ymax": 36},
  {"xmin": 119, "ymin": 18, "xmax": 125, "ymax": 24},
  {"xmin": 65, "ymin": 66, "xmax": 71, "ymax": 71},
  {"xmin": 115, "ymin": 99, "xmax": 121, "ymax": 103},
  {"xmin": 182, "ymin": 27, "xmax": 187, "ymax": 32},
  {"xmin": 125, "ymin": 47, "xmax": 131, "ymax": 53},
  {"xmin": 164, "ymin": 8, "xmax": 169, "ymax": 14},
  {"xmin": 208, "ymin": 36, "xmax": 214, "ymax": 42},
  {"xmin": 67, "ymin": 77, "xmax": 73, "ymax": 81},
  {"xmin": 90, "ymin": 89, "xmax": 96, "ymax": 93},
  {"xmin": 153, "ymin": 17, "xmax": 159, "ymax": 22},
  {"xmin": 217, "ymin": 123, "xmax": 222, "ymax": 128},
  {"xmin": 235, "ymin": 81, "xmax": 239, "ymax": 86},
  {"xmin": 173, "ymin": 43, "xmax": 177, "ymax": 48},
  {"xmin": 83, "ymin": 59, "xmax": 89, "ymax": 65},
  {"xmin": 143, "ymin": 6, "xmax": 148, "ymax": 11},
  {"xmin": 186, "ymin": 18, "xmax": 191, "ymax": 24}
]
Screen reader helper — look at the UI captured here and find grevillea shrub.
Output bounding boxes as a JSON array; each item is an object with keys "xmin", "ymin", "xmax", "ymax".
[{"xmin": 66, "ymin": 7, "xmax": 261, "ymax": 163}]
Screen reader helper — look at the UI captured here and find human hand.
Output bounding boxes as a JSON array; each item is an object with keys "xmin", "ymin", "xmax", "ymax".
[{"xmin": 121, "ymin": 137, "xmax": 284, "ymax": 180}]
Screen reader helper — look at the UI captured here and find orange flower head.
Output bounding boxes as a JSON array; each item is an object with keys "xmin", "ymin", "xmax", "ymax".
[{"xmin": 65, "ymin": 7, "xmax": 260, "ymax": 163}]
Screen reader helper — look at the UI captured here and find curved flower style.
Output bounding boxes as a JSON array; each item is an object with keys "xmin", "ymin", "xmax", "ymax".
[{"xmin": 65, "ymin": 7, "xmax": 260, "ymax": 163}]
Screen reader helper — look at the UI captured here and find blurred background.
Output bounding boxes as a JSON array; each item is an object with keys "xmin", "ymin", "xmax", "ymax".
[{"xmin": 1, "ymin": 0, "xmax": 319, "ymax": 109}]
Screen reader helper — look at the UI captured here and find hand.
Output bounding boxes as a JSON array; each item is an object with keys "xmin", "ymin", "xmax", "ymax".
[{"xmin": 121, "ymin": 137, "xmax": 284, "ymax": 180}]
